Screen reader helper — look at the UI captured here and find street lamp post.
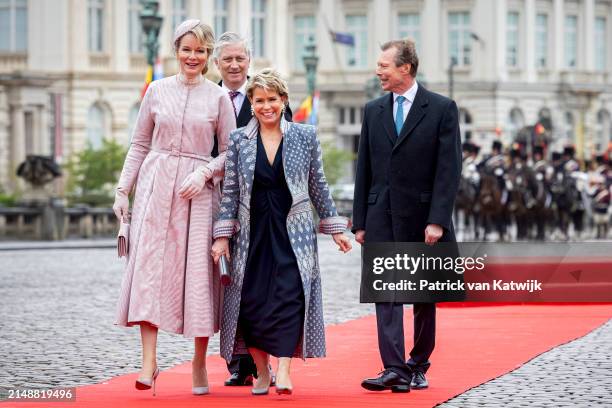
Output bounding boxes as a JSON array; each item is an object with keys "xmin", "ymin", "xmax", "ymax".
[
  {"xmin": 302, "ymin": 35, "xmax": 319, "ymax": 97},
  {"xmin": 140, "ymin": 0, "xmax": 163, "ymax": 67},
  {"xmin": 365, "ymin": 76, "xmax": 382, "ymax": 100}
]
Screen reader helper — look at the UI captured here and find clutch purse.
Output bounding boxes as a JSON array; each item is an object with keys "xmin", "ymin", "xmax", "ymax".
[
  {"xmin": 117, "ymin": 216, "xmax": 130, "ymax": 258},
  {"xmin": 219, "ymin": 254, "xmax": 232, "ymax": 286}
]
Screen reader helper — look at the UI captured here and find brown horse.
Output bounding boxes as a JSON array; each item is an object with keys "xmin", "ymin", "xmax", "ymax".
[{"xmin": 477, "ymin": 173, "xmax": 506, "ymax": 241}]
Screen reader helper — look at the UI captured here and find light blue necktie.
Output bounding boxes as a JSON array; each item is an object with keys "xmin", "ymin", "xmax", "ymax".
[{"xmin": 395, "ymin": 95, "xmax": 406, "ymax": 136}]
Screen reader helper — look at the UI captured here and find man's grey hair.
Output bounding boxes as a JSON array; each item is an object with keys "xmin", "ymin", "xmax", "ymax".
[
  {"xmin": 213, "ymin": 32, "xmax": 251, "ymax": 59},
  {"xmin": 380, "ymin": 38, "xmax": 419, "ymax": 77}
]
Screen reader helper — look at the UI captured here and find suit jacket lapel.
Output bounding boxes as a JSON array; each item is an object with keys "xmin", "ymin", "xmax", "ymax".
[
  {"xmin": 394, "ymin": 86, "xmax": 428, "ymax": 150},
  {"xmin": 241, "ymin": 133, "xmax": 258, "ymax": 200},
  {"xmin": 379, "ymin": 93, "xmax": 396, "ymax": 146},
  {"xmin": 236, "ymin": 97, "xmax": 252, "ymax": 127},
  {"xmin": 218, "ymin": 79, "xmax": 253, "ymax": 127}
]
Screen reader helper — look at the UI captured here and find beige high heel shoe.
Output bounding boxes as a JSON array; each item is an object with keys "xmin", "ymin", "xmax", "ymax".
[
  {"xmin": 192, "ymin": 366, "xmax": 209, "ymax": 395},
  {"xmin": 135, "ymin": 367, "xmax": 160, "ymax": 396},
  {"xmin": 251, "ymin": 371, "xmax": 271, "ymax": 395}
]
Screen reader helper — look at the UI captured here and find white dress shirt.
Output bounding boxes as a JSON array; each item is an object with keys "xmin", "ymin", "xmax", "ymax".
[
  {"xmin": 393, "ymin": 81, "xmax": 419, "ymax": 124},
  {"xmin": 221, "ymin": 80, "xmax": 248, "ymax": 115}
]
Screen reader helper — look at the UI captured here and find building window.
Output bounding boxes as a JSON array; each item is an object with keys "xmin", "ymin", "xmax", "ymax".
[
  {"xmin": 595, "ymin": 17, "xmax": 606, "ymax": 71},
  {"xmin": 88, "ymin": 0, "xmax": 104, "ymax": 52},
  {"xmin": 449, "ymin": 11, "xmax": 471, "ymax": 67},
  {"xmin": 564, "ymin": 15, "xmax": 577, "ymax": 69},
  {"xmin": 293, "ymin": 15, "xmax": 316, "ymax": 70},
  {"xmin": 214, "ymin": 0, "xmax": 228, "ymax": 37},
  {"xmin": 459, "ymin": 108, "xmax": 473, "ymax": 141},
  {"xmin": 0, "ymin": 0, "xmax": 27, "ymax": 52},
  {"xmin": 508, "ymin": 108, "xmax": 525, "ymax": 140},
  {"xmin": 172, "ymin": 0, "xmax": 187, "ymax": 31},
  {"xmin": 535, "ymin": 13, "xmax": 548, "ymax": 69},
  {"xmin": 596, "ymin": 109, "xmax": 611, "ymax": 152},
  {"xmin": 251, "ymin": 0, "xmax": 266, "ymax": 58},
  {"xmin": 128, "ymin": 0, "xmax": 143, "ymax": 53},
  {"xmin": 506, "ymin": 12, "xmax": 519, "ymax": 67},
  {"xmin": 87, "ymin": 103, "xmax": 108, "ymax": 149},
  {"xmin": 346, "ymin": 14, "xmax": 368, "ymax": 68},
  {"xmin": 398, "ymin": 13, "xmax": 420, "ymax": 52},
  {"xmin": 564, "ymin": 111, "xmax": 574, "ymax": 142}
]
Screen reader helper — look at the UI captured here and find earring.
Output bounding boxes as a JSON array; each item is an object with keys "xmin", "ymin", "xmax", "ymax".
[
  {"xmin": 280, "ymin": 105, "xmax": 286, "ymax": 116},
  {"xmin": 250, "ymin": 106, "xmax": 255, "ymax": 116}
]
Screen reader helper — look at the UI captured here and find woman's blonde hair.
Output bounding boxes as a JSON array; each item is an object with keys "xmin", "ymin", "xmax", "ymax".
[
  {"xmin": 174, "ymin": 22, "xmax": 215, "ymax": 74},
  {"xmin": 246, "ymin": 68, "xmax": 290, "ymax": 102}
]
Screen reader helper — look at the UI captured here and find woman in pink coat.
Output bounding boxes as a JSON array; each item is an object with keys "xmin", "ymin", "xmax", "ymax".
[{"xmin": 112, "ymin": 20, "xmax": 236, "ymax": 396}]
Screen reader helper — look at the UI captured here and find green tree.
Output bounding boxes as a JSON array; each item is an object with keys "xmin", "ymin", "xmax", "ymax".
[
  {"xmin": 0, "ymin": 185, "xmax": 17, "ymax": 206},
  {"xmin": 64, "ymin": 138, "xmax": 127, "ymax": 206},
  {"xmin": 321, "ymin": 141, "xmax": 355, "ymax": 186}
]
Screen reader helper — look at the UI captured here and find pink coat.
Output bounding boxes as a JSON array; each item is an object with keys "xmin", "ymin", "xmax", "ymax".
[{"xmin": 115, "ymin": 75, "xmax": 236, "ymax": 337}]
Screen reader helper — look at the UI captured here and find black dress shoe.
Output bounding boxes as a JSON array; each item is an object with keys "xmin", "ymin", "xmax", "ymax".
[
  {"xmin": 410, "ymin": 371, "xmax": 428, "ymax": 389},
  {"xmin": 224, "ymin": 372, "xmax": 254, "ymax": 386},
  {"xmin": 361, "ymin": 370, "xmax": 411, "ymax": 393}
]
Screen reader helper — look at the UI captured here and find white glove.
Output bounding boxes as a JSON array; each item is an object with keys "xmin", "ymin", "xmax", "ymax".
[
  {"xmin": 113, "ymin": 190, "xmax": 129, "ymax": 221},
  {"xmin": 178, "ymin": 166, "xmax": 210, "ymax": 200}
]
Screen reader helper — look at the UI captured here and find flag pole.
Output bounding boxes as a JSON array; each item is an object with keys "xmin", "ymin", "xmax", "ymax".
[{"xmin": 321, "ymin": 13, "xmax": 348, "ymax": 84}]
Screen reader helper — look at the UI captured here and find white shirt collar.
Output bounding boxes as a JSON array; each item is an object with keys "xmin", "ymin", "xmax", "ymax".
[
  {"xmin": 221, "ymin": 80, "xmax": 248, "ymax": 96},
  {"xmin": 394, "ymin": 81, "xmax": 418, "ymax": 104}
]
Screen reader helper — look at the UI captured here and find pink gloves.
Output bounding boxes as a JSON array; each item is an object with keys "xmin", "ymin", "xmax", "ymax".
[
  {"xmin": 113, "ymin": 190, "xmax": 130, "ymax": 221},
  {"xmin": 178, "ymin": 165, "xmax": 212, "ymax": 200}
]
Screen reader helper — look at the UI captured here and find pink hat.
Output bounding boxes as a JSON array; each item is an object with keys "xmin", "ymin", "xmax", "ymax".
[{"xmin": 173, "ymin": 19, "xmax": 201, "ymax": 45}]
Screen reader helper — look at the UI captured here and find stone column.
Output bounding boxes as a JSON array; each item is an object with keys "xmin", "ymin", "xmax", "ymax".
[
  {"xmin": 317, "ymin": 0, "xmax": 337, "ymax": 73},
  {"xmin": 68, "ymin": 0, "xmax": 89, "ymax": 71},
  {"xmin": 372, "ymin": 0, "xmax": 391, "ymax": 49},
  {"xmin": 235, "ymin": 0, "xmax": 252, "ymax": 42},
  {"xmin": 583, "ymin": 0, "xmax": 595, "ymax": 71},
  {"xmin": 271, "ymin": 0, "xmax": 289, "ymax": 74},
  {"xmin": 421, "ymin": 0, "xmax": 441, "ymax": 82},
  {"xmin": 112, "ymin": 0, "xmax": 129, "ymax": 72},
  {"xmin": 553, "ymin": 0, "xmax": 564, "ymax": 74},
  {"xmin": 496, "ymin": 0, "xmax": 508, "ymax": 82},
  {"xmin": 525, "ymin": 0, "xmax": 536, "ymax": 82},
  {"xmin": 10, "ymin": 105, "xmax": 25, "ymax": 187}
]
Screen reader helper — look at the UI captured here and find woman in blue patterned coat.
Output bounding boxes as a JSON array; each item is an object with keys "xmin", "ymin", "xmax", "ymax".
[{"xmin": 211, "ymin": 68, "xmax": 351, "ymax": 396}]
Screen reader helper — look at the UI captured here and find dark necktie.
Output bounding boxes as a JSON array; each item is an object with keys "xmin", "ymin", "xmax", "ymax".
[{"xmin": 228, "ymin": 90, "xmax": 239, "ymax": 117}]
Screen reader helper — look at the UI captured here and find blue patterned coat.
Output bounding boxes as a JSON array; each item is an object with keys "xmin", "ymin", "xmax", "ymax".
[{"xmin": 213, "ymin": 117, "xmax": 348, "ymax": 361}]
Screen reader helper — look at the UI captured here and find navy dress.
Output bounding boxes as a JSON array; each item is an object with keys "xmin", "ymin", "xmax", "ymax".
[{"xmin": 238, "ymin": 133, "xmax": 305, "ymax": 357}]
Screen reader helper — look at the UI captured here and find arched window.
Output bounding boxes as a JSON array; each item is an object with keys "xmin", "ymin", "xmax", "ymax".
[
  {"xmin": 596, "ymin": 109, "xmax": 611, "ymax": 152},
  {"xmin": 508, "ymin": 108, "xmax": 525, "ymax": 140},
  {"xmin": 458, "ymin": 108, "xmax": 473, "ymax": 141},
  {"xmin": 87, "ymin": 102, "xmax": 111, "ymax": 149},
  {"xmin": 127, "ymin": 102, "xmax": 140, "ymax": 144}
]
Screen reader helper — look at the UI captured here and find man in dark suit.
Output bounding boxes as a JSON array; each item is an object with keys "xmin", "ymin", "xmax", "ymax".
[
  {"xmin": 213, "ymin": 32, "xmax": 292, "ymax": 386},
  {"xmin": 352, "ymin": 39, "xmax": 461, "ymax": 393}
]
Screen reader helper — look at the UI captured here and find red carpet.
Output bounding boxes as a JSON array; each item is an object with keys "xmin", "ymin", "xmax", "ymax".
[{"xmin": 12, "ymin": 305, "xmax": 612, "ymax": 408}]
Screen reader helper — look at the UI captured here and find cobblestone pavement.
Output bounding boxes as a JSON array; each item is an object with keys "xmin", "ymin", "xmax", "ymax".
[
  {"xmin": 1, "ymin": 236, "xmax": 611, "ymax": 407},
  {"xmin": 0, "ymin": 235, "xmax": 369, "ymax": 392},
  {"xmin": 440, "ymin": 319, "xmax": 612, "ymax": 407}
]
